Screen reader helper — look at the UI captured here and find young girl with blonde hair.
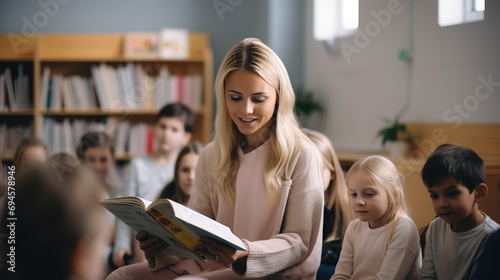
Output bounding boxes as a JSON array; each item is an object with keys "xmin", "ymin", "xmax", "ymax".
[
  {"xmin": 107, "ymin": 38, "xmax": 324, "ymax": 280},
  {"xmin": 302, "ymin": 129, "xmax": 352, "ymax": 279},
  {"xmin": 332, "ymin": 155, "xmax": 421, "ymax": 280}
]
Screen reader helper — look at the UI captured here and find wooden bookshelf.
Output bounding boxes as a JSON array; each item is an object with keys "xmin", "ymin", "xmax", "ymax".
[{"xmin": 0, "ymin": 33, "xmax": 213, "ymax": 162}]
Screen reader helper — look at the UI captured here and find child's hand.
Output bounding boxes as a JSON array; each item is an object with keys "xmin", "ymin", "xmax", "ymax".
[
  {"xmin": 135, "ymin": 231, "xmax": 168, "ymax": 268},
  {"xmin": 196, "ymin": 237, "xmax": 249, "ymax": 268}
]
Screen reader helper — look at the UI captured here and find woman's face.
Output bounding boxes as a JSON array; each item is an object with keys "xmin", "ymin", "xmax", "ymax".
[
  {"xmin": 225, "ymin": 70, "xmax": 277, "ymax": 147},
  {"xmin": 177, "ymin": 153, "xmax": 199, "ymax": 196}
]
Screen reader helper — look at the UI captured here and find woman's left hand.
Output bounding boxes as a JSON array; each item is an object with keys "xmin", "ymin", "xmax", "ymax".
[{"xmin": 196, "ymin": 237, "xmax": 249, "ymax": 267}]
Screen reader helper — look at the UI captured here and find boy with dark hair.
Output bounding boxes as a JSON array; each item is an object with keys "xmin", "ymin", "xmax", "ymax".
[
  {"xmin": 419, "ymin": 143, "xmax": 499, "ymax": 280},
  {"xmin": 112, "ymin": 102, "xmax": 194, "ymax": 269}
]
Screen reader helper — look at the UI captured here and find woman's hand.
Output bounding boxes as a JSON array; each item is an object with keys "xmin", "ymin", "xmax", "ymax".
[
  {"xmin": 196, "ymin": 237, "xmax": 249, "ymax": 268},
  {"xmin": 135, "ymin": 231, "xmax": 168, "ymax": 268}
]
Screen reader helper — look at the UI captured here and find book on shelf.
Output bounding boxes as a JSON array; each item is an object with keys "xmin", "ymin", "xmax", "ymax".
[
  {"xmin": 0, "ymin": 74, "xmax": 5, "ymax": 111},
  {"xmin": 101, "ymin": 196, "xmax": 246, "ymax": 262},
  {"xmin": 4, "ymin": 68, "xmax": 17, "ymax": 109},
  {"xmin": 113, "ymin": 120, "xmax": 130, "ymax": 156},
  {"xmin": 124, "ymin": 32, "xmax": 159, "ymax": 59},
  {"xmin": 40, "ymin": 67, "xmax": 50, "ymax": 109},
  {"xmin": 158, "ymin": 28, "xmax": 189, "ymax": 59},
  {"xmin": 0, "ymin": 123, "xmax": 33, "ymax": 155}
]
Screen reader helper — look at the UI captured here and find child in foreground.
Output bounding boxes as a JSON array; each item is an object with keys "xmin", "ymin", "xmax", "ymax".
[
  {"xmin": 332, "ymin": 155, "xmax": 421, "ymax": 280},
  {"xmin": 419, "ymin": 143, "xmax": 499, "ymax": 279},
  {"xmin": 1, "ymin": 160, "xmax": 109, "ymax": 280}
]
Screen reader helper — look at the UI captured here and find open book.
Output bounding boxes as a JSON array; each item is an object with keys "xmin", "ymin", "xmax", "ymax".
[{"xmin": 101, "ymin": 197, "xmax": 246, "ymax": 262}]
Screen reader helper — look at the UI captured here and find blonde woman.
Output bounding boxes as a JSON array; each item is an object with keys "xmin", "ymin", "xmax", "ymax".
[
  {"xmin": 332, "ymin": 155, "xmax": 421, "ymax": 280},
  {"xmin": 107, "ymin": 38, "xmax": 324, "ymax": 280},
  {"xmin": 302, "ymin": 129, "xmax": 352, "ymax": 279}
]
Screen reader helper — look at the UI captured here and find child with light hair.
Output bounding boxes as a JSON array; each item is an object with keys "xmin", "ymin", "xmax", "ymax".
[{"xmin": 332, "ymin": 155, "xmax": 421, "ymax": 280}]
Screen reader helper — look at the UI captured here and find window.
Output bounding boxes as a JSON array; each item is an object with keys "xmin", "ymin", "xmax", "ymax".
[
  {"xmin": 438, "ymin": 0, "xmax": 485, "ymax": 27},
  {"xmin": 313, "ymin": 0, "xmax": 359, "ymax": 42}
]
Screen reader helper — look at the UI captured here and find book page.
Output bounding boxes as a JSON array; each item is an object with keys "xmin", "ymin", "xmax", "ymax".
[
  {"xmin": 150, "ymin": 199, "xmax": 246, "ymax": 251},
  {"xmin": 101, "ymin": 201, "xmax": 202, "ymax": 260},
  {"xmin": 103, "ymin": 196, "xmax": 152, "ymax": 209}
]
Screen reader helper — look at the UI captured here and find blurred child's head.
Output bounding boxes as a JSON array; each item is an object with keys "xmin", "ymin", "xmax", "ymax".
[
  {"xmin": 76, "ymin": 131, "xmax": 115, "ymax": 180},
  {"xmin": 303, "ymin": 128, "xmax": 351, "ymax": 241},
  {"xmin": 159, "ymin": 141, "xmax": 204, "ymax": 204},
  {"xmin": 7, "ymin": 161, "xmax": 109, "ymax": 280},
  {"xmin": 421, "ymin": 144, "xmax": 487, "ymax": 228},
  {"xmin": 346, "ymin": 155, "xmax": 410, "ymax": 229},
  {"xmin": 14, "ymin": 137, "xmax": 49, "ymax": 173},
  {"xmin": 302, "ymin": 129, "xmax": 342, "ymax": 191},
  {"xmin": 154, "ymin": 103, "xmax": 194, "ymax": 153},
  {"xmin": 421, "ymin": 143, "xmax": 485, "ymax": 193}
]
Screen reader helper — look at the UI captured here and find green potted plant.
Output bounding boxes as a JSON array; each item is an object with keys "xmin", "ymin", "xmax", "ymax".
[
  {"xmin": 293, "ymin": 87, "xmax": 323, "ymax": 126},
  {"xmin": 376, "ymin": 116, "xmax": 413, "ymax": 157}
]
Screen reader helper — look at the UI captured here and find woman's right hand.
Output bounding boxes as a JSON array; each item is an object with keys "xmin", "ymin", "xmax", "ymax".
[{"xmin": 135, "ymin": 231, "xmax": 168, "ymax": 268}]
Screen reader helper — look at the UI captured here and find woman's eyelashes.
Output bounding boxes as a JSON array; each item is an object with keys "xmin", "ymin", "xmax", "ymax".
[{"xmin": 228, "ymin": 95, "xmax": 267, "ymax": 103}]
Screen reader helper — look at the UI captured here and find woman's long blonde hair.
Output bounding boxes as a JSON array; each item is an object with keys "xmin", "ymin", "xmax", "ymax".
[
  {"xmin": 346, "ymin": 155, "xmax": 411, "ymax": 247},
  {"xmin": 212, "ymin": 38, "xmax": 307, "ymax": 203},
  {"xmin": 303, "ymin": 129, "xmax": 352, "ymax": 242}
]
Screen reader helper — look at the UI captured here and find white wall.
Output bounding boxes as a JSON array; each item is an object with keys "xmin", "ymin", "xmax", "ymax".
[{"xmin": 304, "ymin": 0, "xmax": 500, "ymax": 151}]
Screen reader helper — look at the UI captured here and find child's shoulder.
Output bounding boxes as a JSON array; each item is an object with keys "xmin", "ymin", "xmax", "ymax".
[
  {"xmin": 393, "ymin": 216, "xmax": 419, "ymax": 240},
  {"xmin": 481, "ymin": 213, "xmax": 500, "ymax": 232},
  {"xmin": 397, "ymin": 215, "xmax": 418, "ymax": 229},
  {"xmin": 130, "ymin": 155, "xmax": 151, "ymax": 165},
  {"xmin": 346, "ymin": 218, "xmax": 366, "ymax": 232}
]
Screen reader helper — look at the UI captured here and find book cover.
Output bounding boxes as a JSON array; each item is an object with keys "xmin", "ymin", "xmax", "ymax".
[
  {"xmin": 124, "ymin": 32, "xmax": 159, "ymax": 59},
  {"xmin": 158, "ymin": 29, "xmax": 189, "ymax": 59}
]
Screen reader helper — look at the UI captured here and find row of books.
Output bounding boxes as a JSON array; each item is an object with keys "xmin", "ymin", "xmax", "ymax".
[
  {"xmin": 40, "ymin": 64, "xmax": 203, "ymax": 111},
  {"xmin": 112, "ymin": 120, "xmax": 156, "ymax": 156},
  {"xmin": 0, "ymin": 66, "xmax": 31, "ymax": 110},
  {"xmin": 40, "ymin": 117, "xmax": 108, "ymax": 155},
  {"xmin": 40, "ymin": 117, "xmax": 157, "ymax": 157},
  {"xmin": 0, "ymin": 123, "xmax": 33, "ymax": 155}
]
